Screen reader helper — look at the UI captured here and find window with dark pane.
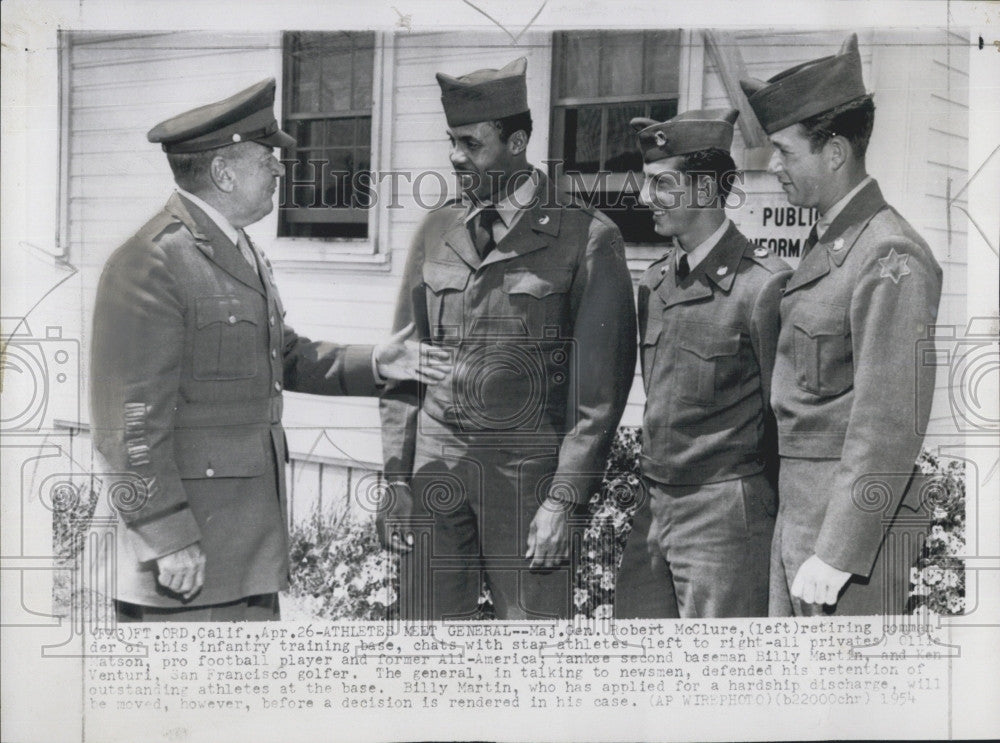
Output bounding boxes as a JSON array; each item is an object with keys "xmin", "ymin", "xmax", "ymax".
[
  {"xmin": 550, "ymin": 30, "xmax": 681, "ymax": 244},
  {"xmin": 279, "ymin": 31, "xmax": 375, "ymax": 239}
]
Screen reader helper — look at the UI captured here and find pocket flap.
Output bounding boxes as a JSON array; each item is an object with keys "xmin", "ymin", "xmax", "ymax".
[
  {"xmin": 195, "ymin": 296, "xmax": 258, "ymax": 329},
  {"xmin": 423, "ymin": 261, "xmax": 470, "ymax": 293},
  {"xmin": 678, "ymin": 331, "xmax": 740, "ymax": 359},
  {"xmin": 793, "ymin": 302, "xmax": 847, "ymax": 338},
  {"xmin": 175, "ymin": 429, "xmax": 268, "ymax": 479},
  {"xmin": 641, "ymin": 319, "xmax": 662, "ymax": 346},
  {"xmin": 503, "ymin": 267, "xmax": 573, "ymax": 298}
]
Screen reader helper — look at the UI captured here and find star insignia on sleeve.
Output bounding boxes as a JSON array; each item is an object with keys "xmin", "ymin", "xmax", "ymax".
[{"xmin": 877, "ymin": 247, "xmax": 911, "ymax": 284}]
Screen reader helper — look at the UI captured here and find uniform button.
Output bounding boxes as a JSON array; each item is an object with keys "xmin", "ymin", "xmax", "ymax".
[
  {"xmin": 269, "ymin": 315, "xmax": 275, "ymax": 326},
  {"xmin": 228, "ymin": 315, "xmax": 237, "ymax": 324},
  {"xmin": 206, "ymin": 468, "xmax": 215, "ymax": 477},
  {"xmin": 271, "ymin": 349, "xmax": 278, "ymax": 359},
  {"xmin": 274, "ymin": 381, "xmax": 282, "ymax": 391}
]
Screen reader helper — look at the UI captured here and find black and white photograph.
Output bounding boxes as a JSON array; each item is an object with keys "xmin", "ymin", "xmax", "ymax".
[{"xmin": 1, "ymin": 1, "xmax": 998, "ymax": 741}]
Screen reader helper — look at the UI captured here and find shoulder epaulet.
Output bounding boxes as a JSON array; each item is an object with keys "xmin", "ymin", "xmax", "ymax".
[
  {"xmin": 745, "ymin": 243, "xmax": 793, "ymax": 274},
  {"xmin": 640, "ymin": 250, "xmax": 673, "ymax": 282},
  {"xmin": 564, "ymin": 197, "xmax": 618, "ymax": 230},
  {"xmin": 142, "ymin": 210, "xmax": 187, "ymax": 245}
]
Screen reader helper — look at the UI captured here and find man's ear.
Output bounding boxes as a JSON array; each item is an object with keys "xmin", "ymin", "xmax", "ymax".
[
  {"xmin": 506, "ymin": 130, "xmax": 528, "ymax": 156},
  {"xmin": 692, "ymin": 171, "xmax": 719, "ymax": 208},
  {"xmin": 824, "ymin": 135, "xmax": 851, "ymax": 172},
  {"xmin": 209, "ymin": 155, "xmax": 236, "ymax": 193}
]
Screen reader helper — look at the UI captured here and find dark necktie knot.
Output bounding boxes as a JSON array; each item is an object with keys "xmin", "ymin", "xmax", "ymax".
[
  {"xmin": 676, "ymin": 253, "xmax": 691, "ymax": 280},
  {"xmin": 471, "ymin": 206, "xmax": 501, "ymax": 258}
]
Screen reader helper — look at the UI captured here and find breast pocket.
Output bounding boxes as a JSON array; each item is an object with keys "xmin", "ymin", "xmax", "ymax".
[
  {"xmin": 676, "ymin": 325, "xmax": 742, "ymax": 407},
  {"xmin": 792, "ymin": 302, "xmax": 853, "ymax": 396},
  {"xmin": 639, "ymin": 318, "xmax": 662, "ymax": 392},
  {"xmin": 501, "ymin": 267, "xmax": 573, "ymax": 335},
  {"xmin": 192, "ymin": 296, "xmax": 260, "ymax": 380},
  {"xmin": 423, "ymin": 260, "xmax": 470, "ymax": 341}
]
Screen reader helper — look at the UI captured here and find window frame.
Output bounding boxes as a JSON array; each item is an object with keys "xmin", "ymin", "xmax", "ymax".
[
  {"xmin": 264, "ymin": 31, "xmax": 394, "ymax": 271},
  {"xmin": 548, "ymin": 29, "xmax": 686, "ymax": 248}
]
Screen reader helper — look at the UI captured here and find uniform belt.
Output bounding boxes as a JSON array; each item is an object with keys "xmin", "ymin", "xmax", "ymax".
[{"xmin": 173, "ymin": 396, "xmax": 283, "ymax": 427}]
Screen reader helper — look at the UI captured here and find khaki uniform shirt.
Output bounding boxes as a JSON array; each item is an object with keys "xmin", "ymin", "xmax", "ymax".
[{"xmin": 638, "ymin": 222, "xmax": 791, "ymax": 485}]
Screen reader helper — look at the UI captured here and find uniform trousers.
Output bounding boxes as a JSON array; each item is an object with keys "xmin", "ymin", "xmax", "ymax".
[
  {"xmin": 398, "ymin": 410, "xmax": 584, "ymax": 621},
  {"xmin": 115, "ymin": 593, "xmax": 280, "ymax": 622},
  {"xmin": 615, "ymin": 472, "xmax": 775, "ymax": 618}
]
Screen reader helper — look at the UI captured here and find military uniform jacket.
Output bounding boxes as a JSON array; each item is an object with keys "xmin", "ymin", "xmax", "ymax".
[
  {"xmin": 379, "ymin": 171, "xmax": 637, "ymax": 504},
  {"xmin": 638, "ymin": 222, "xmax": 791, "ymax": 485},
  {"xmin": 771, "ymin": 179, "xmax": 943, "ymax": 577},
  {"xmin": 90, "ymin": 193, "xmax": 378, "ymax": 607}
]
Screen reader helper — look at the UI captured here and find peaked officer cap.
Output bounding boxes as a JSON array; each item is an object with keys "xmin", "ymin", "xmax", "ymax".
[
  {"xmin": 436, "ymin": 57, "xmax": 529, "ymax": 127},
  {"xmin": 147, "ymin": 78, "xmax": 296, "ymax": 154},
  {"xmin": 739, "ymin": 33, "xmax": 868, "ymax": 134},
  {"xmin": 630, "ymin": 108, "xmax": 739, "ymax": 163}
]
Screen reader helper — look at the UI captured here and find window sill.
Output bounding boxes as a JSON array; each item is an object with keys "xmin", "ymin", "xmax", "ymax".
[{"xmin": 265, "ymin": 238, "xmax": 392, "ymax": 272}]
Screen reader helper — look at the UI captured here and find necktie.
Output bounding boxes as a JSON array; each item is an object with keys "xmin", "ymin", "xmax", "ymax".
[
  {"xmin": 676, "ymin": 253, "xmax": 690, "ymax": 280},
  {"xmin": 470, "ymin": 206, "xmax": 502, "ymax": 258},
  {"xmin": 237, "ymin": 230, "xmax": 260, "ymax": 277},
  {"xmin": 802, "ymin": 224, "xmax": 819, "ymax": 258}
]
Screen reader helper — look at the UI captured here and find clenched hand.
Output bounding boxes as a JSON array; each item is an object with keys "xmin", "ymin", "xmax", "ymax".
[
  {"xmin": 156, "ymin": 542, "xmax": 206, "ymax": 600},
  {"xmin": 791, "ymin": 554, "xmax": 851, "ymax": 607}
]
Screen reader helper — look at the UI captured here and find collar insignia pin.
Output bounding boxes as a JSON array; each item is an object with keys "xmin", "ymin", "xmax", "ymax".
[
  {"xmin": 538, "ymin": 215, "xmax": 550, "ymax": 225},
  {"xmin": 754, "ymin": 247, "xmax": 769, "ymax": 257},
  {"xmin": 832, "ymin": 238, "xmax": 845, "ymax": 251},
  {"xmin": 716, "ymin": 266, "xmax": 728, "ymax": 276}
]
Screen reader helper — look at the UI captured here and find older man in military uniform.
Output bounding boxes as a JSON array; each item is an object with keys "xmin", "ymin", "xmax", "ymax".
[
  {"xmin": 741, "ymin": 34, "xmax": 943, "ymax": 615},
  {"xmin": 90, "ymin": 79, "xmax": 449, "ymax": 621},
  {"xmin": 379, "ymin": 58, "xmax": 636, "ymax": 620},
  {"xmin": 614, "ymin": 109, "xmax": 791, "ymax": 619}
]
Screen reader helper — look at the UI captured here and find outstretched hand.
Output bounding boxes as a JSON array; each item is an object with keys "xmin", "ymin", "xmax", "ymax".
[{"xmin": 374, "ymin": 322, "xmax": 452, "ymax": 384}]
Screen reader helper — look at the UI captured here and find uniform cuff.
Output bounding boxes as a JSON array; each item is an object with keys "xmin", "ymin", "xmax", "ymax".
[
  {"xmin": 371, "ymin": 347, "xmax": 387, "ymax": 386},
  {"xmin": 126, "ymin": 506, "xmax": 202, "ymax": 563},
  {"xmin": 343, "ymin": 344, "xmax": 380, "ymax": 396}
]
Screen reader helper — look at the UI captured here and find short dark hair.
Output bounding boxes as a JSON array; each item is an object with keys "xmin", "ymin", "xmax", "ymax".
[
  {"xmin": 675, "ymin": 147, "xmax": 740, "ymax": 205},
  {"xmin": 493, "ymin": 111, "xmax": 533, "ymax": 143},
  {"xmin": 166, "ymin": 141, "xmax": 255, "ymax": 193},
  {"xmin": 799, "ymin": 95, "xmax": 876, "ymax": 159}
]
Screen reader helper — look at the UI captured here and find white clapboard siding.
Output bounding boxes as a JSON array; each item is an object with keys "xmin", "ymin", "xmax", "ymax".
[
  {"xmin": 67, "ymin": 29, "xmax": 970, "ymax": 521},
  {"xmin": 66, "ymin": 30, "xmax": 277, "ymax": 408}
]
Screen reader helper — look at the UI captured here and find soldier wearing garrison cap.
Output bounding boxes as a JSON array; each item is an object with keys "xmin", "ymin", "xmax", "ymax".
[
  {"xmin": 614, "ymin": 109, "xmax": 791, "ymax": 619},
  {"xmin": 741, "ymin": 34, "xmax": 942, "ymax": 616},
  {"xmin": 379, "ymin": 57, "xmax": 635, "ymax": 620},
  {"xmin": 90, "ymin": 79, "xmax": 449, "ymax": 621}
]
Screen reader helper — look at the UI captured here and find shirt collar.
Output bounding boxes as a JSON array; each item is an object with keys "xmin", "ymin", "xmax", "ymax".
[
  {"xmin": 176, "ymin": 188, "xmax": 239, "ymax": 246},
  {"xmin": 465, "ymin": 169, "xmax": 539, "ymax": 227},
  {"xmin": 816, "ymin": 175, "xmax": 872, "ymax": 239},
  {"xmin": 678, "ymin": 218, "xmax": 731, "ymax": 271}
]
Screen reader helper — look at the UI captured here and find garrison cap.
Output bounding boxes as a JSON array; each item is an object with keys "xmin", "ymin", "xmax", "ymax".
[
  {"xmin": 436, "ymin": 57, "xmax": 529, "ymax": 127},
  {"xmin": 739, "ymin": 33, "xmax": 868, "ymax": 134},
  {"xmin": 630, "ymin": 108, "xmax": 739, "ymax": 163},
  {"xmin": 147, "ymin": 78, "xmax": 296, "ymax": 154}
]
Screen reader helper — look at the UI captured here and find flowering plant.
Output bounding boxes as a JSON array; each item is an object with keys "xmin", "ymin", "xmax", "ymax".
[
  {"xmin": 908, "ymin": 450, "xmax": 966, "ymax": 615},
  {"xmin": 286, "ymin": 511, "xmax": 399, "ymax": 620}
]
